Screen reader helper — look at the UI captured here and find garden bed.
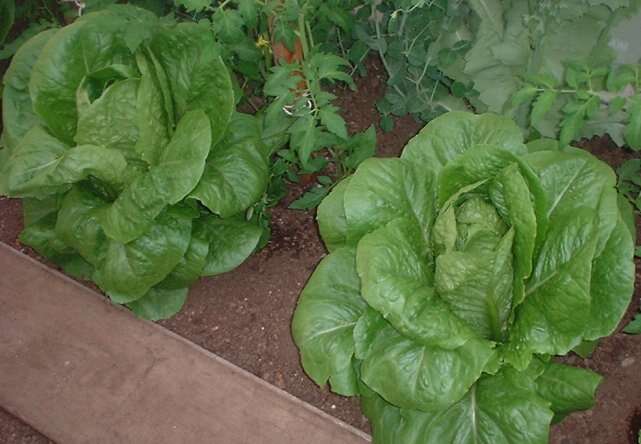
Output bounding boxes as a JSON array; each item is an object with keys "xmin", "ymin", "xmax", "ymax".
[{"xmin": 1, "ymin": 60, "xmax": 641, "ymax": 444}]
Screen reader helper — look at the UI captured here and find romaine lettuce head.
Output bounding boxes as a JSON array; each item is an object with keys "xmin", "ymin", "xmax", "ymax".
[
  {"xmin": 292, "ymin": 112, "xmax": 635, "ymax": 443},
  {"xmin": 0, "ymin": 6, "xmax": 269, "ymax": 319}
]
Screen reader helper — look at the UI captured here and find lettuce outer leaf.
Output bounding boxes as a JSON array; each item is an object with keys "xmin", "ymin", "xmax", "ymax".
[
  {"xmin": 534, "ymin": 362, "xmax": 602, "ymax": 424},
  {"xmin": 5, "ymin": 126, "xmax": 127, "ymax": 198},
  {"xmin": 362, "ymin": 365, "xmax": 553, "ymax": 444},
  {"xmin": 2, "ymin": 28, "xmax": 57, "ymax": 151},
  {"xmin": 317, "ymin": 177, "xmax": 351, "ymax": 252},
  {"xmin": 95, "ymin": 206, "xmax": 193, "ymax": 303},
  {"xmin": 190, "ymin": 113, "xmax": 269, "ymax": 218},
  {"xmin": 291, "ymin": 248, "xmax": 365, "ymax": 396},
  {"xmin": 360, "ymin": 324, "xmax": 495, "ymax": 411},
  {"xmin": 134, "ymin": 51, "xmax": 170, "ymax": 165},
  {"xmin": 343, "ymin": 158, "xmax": 436, "ymax": 243},
  {"xmin": 400, "ymin": 112, "xmax": 525, "ymax": 171},
  {"xmin": 199, "ymin": 214, "xmax": 262, "ymax": 277},
  {"xmin": 127, "ymin": 287, "xmax": 189, "ymax": 321},
  {"xmin": 584, "ymin": 212, "xmax": 636, "ymax": 339}
]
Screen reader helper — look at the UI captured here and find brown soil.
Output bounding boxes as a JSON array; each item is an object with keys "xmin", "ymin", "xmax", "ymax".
[
  {"xmin": 1, "ymin": 58, "xmax": 640, "ymax": 443},
  {"xmin": 0, "ymin": 408, "xmax": 52, "ymax": 444}
]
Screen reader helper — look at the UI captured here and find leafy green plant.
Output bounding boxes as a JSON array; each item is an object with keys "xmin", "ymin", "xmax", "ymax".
[
  {"xmin": 348, "ymin": 0, "xmax": 641, "ymax": 150},
  {"xmin": 0, "ymin": 0, "xmax": 62, "ymax": 61},
  {"xmin": 624, "ymin": 314, "xmax": 641, "ymax": 334},
  {"xmin": 0, "ymin": 5, "xmax": 269, "ymax": 319},
  {"xmin": 438, "ymin": 0, "xmax": 641, "ymax": 147},
  {"xmin": 171, "ymin": 0, "xmax": 375, "ymax": 209},
  {"xmin": 292, "ymin": 112, "xmax": 636, "ymax": 443},
  {"xmin": 349, "ymin": 0, "xmax": 475, "ymax": 130},
  {"xmin": 514, "ymin": 62, "xmax": 641, "ymax": 149}
]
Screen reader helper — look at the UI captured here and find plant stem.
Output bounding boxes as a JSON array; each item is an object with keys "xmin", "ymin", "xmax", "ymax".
[
  {"xmin": 372, "ymin": 4, "xmax": 406, "ymax": 99},
  {"xmin": 298, "ymin": 11, "xmax": 309, "ymax": 59}
]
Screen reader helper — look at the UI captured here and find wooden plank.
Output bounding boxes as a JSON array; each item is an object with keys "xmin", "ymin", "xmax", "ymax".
[{"xmin": 0, "ymin": 244, "xmax": 371, "ymax": 444}]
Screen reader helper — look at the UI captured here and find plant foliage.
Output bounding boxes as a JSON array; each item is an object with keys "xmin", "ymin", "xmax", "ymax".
[
  {"xmin": 0, "ymin": 5, "xmax": 269, "ymax": 319},
  {"xmin": 170, "ymin": 0, "xmax": 377, "ymax": 208},
  {"xmin": 292, "ymin": 111, "xmax": 636, "ymax": 443},
  {"xmin": 351, "ymin": 0, "xmax": 641, "ymax": 151}
]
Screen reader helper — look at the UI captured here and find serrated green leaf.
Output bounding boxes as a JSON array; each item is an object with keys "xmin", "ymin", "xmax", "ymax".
[
  {"xmin": 237, "ymin": 0, "xmax": 258, "ymax": 28},
  {"xmin": 289, "ymin": 185, "xmax": 330, "ymax": 210},
  {"xmin": 531, "ymin": 91, "xmax": 558, "ymax": 126},
  {"xmin": 212, "ymin": 9, "xmax": 245, "ymax": 44},
  {"xmin": 560, "ymin": 111, "xmax": 585, "ymax": 147},
  {"xmin": 513, "ymin": 85, "xmax": 538, "ymax": 106},
  {"xmin": 319, "ymin": 106, "xmax": 348, "ymax": 139},
  {"xmin": 343, "ymin": 125, "xmax": 376, "ymax": 171},
  {"xmin": 264, "ymin": 64, "xmax": 301, "ymax": 97},
  {"xmin": 289, "ymin": 115, "xmax": 318, "ymax": 167}
]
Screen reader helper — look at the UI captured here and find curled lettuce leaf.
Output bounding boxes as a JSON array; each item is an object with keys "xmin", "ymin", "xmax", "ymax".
[
  {"xmin": 292, "ymin": 111, "xmax": 635, "ymax": 443},
  {"xmin": 1, "ymin": 6, "xmax": 269, "ymax": 319}
]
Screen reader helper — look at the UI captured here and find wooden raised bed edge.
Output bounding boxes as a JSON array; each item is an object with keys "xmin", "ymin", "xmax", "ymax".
[{"xmin": 0, "ymin": 243, "xmax": 370, "ymax": 444}]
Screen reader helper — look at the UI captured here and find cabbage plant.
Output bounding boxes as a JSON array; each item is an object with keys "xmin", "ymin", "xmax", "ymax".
[
  {"xmin": 0, "ymin": 6, "xmax": 269, "ymax": 319},
  {"xmin": 292, "ymin": 112, "xmax": 636, "ymax": 443}
]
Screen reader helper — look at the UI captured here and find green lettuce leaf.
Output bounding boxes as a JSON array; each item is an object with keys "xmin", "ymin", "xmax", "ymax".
[
  {"xmin": 360, "ymin": 323, "xmax": 495, "ymax": 411},
  {"xmin": 362, "ymin": 365, "xmax": 553, "ymax": 444},
  {"xmin": 317, "ymin": 177, "xmax": 351, "ymax": 252},
  {"xmin": 534, "ymin": 362, "xmax": 602, "ymax": 423},
  {"xmin": 150, "ymin": 22, "xmax": 234, "ymax": 145},
  {"xmin": 29, "ymin": 10, "xmax": 142, "ymax": 143},
  {"xmin": 100, "ymin": 110, "xmax": 212, "ymax": 242},
  {"xmin": 95, "ymin": 206, "xmax": 193, "ymax": 303},
  {"xmin": 127, "ymin": 286, "xmax": 189, "ymax": 321},
  {"xmin": 291, "ymin": 248, "xmax": 365, "ymax": 396},
  {"xmin": 5, "ymin": 126, "xmax": 127, "ymax": 197},
  {"xmin": 75, "ymin": 78, "xmax": 141, "ymax": 155},
  {"xmin": 199, "ymin": 214, "xmax": 262, "ymax": 276},
  {"xmin": 2, "ymin": 29, "xmax": 57, "ymax": 150},
  {"xmin": 357, "ymin": 217, "xmax": 478, "ymax": 349},
  {"xmin": 190, "ymin": 113, "xmax": 269, "ymax": 218},
  {"xmin": 400, "ymin": 112, "xmax": 525, "ymax": 170},
  {"xmin": 343, "ymin": 158, "xmax": 435, "ymax": 243}
]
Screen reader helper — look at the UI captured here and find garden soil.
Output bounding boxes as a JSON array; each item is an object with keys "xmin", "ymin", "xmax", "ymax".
[{"xmin": 1, "ymin": 59, "xmax": 640, "ymax": 444}]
